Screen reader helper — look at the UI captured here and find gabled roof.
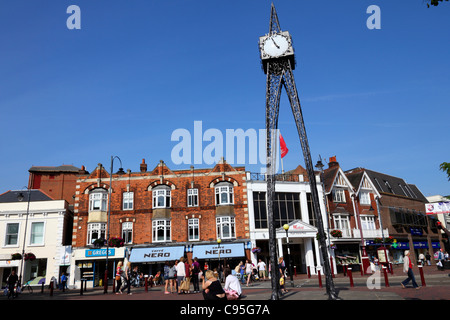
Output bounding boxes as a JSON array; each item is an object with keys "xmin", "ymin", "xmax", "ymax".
[
  {"xmin": 0, "ymin": 189, "xmax": 53, "ymax": 203},
  {"xmin": 346, "ymin": 170, "xmax": 381, "ymax": 199},
  {"xmin": 322, "ymin": 165, "xmax": 354, "ymax": 195}
]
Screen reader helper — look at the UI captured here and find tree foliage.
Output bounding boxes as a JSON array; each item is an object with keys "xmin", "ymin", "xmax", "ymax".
[
  {"xmin": 427, "ymin": 0, "xmax": 449, "ymax": 7},
  {"xmin": 439, "ymin": 162, "xmax": 450, "ymax": 181}
]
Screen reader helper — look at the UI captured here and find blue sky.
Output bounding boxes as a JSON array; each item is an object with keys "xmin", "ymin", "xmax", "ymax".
[{"xmin": 0, "ymin": 0, "xmax": 449, "ymax": 197}]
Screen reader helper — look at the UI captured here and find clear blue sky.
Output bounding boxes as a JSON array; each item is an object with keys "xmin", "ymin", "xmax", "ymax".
[{"xmin": 1, "ymin": 0, "xmax": 449, "ymax": 197}]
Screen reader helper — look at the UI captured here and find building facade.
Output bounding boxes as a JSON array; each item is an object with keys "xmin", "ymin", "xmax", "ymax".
[
  {"xmin": 0, "ymin": 190, "xmax": 72, "ymax": 287},
  {"xmin": 70, "ymin": 158, "xmax": 250, "ymax": 288},
  {"xmin": 246, "ymin": 165, "xmax": 331, "ymax": 275}
]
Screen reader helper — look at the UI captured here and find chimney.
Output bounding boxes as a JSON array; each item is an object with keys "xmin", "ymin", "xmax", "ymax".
[
  {"xmin": 140, "ymin": 159, "xmax": 147, "ymax": 172},
  {"xmin": 329, "ymin": 156, "xmax": 339, "ymax": 168}
]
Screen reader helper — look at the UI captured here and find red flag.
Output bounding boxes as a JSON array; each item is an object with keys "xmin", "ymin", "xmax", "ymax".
[{"xmin": 279, "ymin": 133, "xmax": 289, "ymax": 158}]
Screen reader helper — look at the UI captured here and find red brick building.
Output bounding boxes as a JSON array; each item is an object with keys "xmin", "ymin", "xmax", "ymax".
[{"xmin": 71, "ymin": 158, "xmax": 250, "ymax": 285}]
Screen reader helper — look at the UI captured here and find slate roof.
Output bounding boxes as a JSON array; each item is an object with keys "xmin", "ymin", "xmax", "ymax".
[
  {"xmin": 29, "ymin": 165, "xmax": 81, "ymax": 173},
  {"xmin": 0, "ymin": 190, "xmax": 53, "ymax": 203}
]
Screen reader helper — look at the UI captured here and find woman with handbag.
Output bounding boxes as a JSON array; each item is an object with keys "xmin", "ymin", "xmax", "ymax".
[{"xmin": 115, "ymin": 261, "xmax": 124, "ymax": 294}]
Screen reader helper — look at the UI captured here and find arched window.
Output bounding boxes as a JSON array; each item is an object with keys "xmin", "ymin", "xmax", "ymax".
[
  {"xmin": 152, "ymin": 185, "xmax": 171, "ymax": 209},
  {"xmin": 215, "ymin": 182, "xmax": 233, "ymax": 205}
]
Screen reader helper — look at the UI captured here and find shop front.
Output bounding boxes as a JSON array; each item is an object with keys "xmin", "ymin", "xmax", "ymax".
[
  {"xmin": 70, "ymin": 247, "xmax": 126, "ymax": 289},
  {"xmin": 129, "ymin": 245, "xmax": 186, "ymax": 277},
  {"xmin": 191, "ymin": 242, "xmax": 247, "ymax": 271}
]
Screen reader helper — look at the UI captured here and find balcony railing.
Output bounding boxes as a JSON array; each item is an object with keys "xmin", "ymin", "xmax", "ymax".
[
  {"xmin": 247, "ymin": 172, "xmax": 301, "ymax": 182},
  {"xmin": 329, "ymin": 228, "xmax": 389, "ymax": 239}
]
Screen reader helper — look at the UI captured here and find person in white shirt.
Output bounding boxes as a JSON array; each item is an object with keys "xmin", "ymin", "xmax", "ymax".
[
  {"xmin": 223, "ymin": 267, "xmax": 242, "ymax": 298},
  {"xmin": 257, "ymin": 259, "xmax": 267, "ymax": 281},
  {"xmin": 176, "ymin": 257, "xmax": 186, "ymax": 294}
]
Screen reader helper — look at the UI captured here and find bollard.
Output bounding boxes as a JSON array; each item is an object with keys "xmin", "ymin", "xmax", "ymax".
[
  {"xmin": 360, "ymin": 264, "xmax": 364, "ymax": 276},
  {"xmin": 145, "ymin": 275, "xmax": 149, "ymax": 292},
  {"xmin": 348, "ymin": 268, "xmax": 354, "ymax": 288},
  {"xmin": 318, "ymin": 269, "xmax": 323, "ymax": 288},
  {"xmin": 41, "ymin": 282, "xmax": 45, "ymax": 294},
  {"xmin": 49, "ymin": 281, "xmax": 54, "ymax": 296},
  {"xmin": 294, "ymin": 266, "xmax": 297, "ymax": 277},
  {"xmin": 382, "ymin": 266, "xmax": 389, "ymax": 287},
  {"xmin": 418, "ymin": 265, "xmax": 426, "ymax": 287},
  {"xmin": 389, "ymin": 263, "xmax": 394, "ymax": 275},
  {"xmin": 307, "ymin": 266, "xmax": 311, "ymax": 278}
]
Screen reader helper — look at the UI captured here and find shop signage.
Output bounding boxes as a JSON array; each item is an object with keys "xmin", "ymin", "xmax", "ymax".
[
  {"xmin": 413, "ymin": 241, "xmax": 428, "ymax": 249},
  {"xmin": 85, "ymin": 248, "xmax": 115, "ymax": 257},
  {"xmin": 410, "ymin": 228, "xmax": 423, "ymax": 236},
  {"xmin": 192, "ymin": 243, "xmax": 245, "ymax": 260},
  {"xmin": 129, "ymin": 246, "xmax": 185, "ymax": 263},
  {"xmin": 432, "ymin": 242, "xmax": 441, "ymax": 248}
]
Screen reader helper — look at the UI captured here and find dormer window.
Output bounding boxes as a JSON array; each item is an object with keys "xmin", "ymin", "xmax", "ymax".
[
  {"xmin": 333, "ymin": 189, "xmax": 346, "ymax": 203},
  {"xmin": 89, "ymin": 189, "xmax": 108, "ymax": 211}
]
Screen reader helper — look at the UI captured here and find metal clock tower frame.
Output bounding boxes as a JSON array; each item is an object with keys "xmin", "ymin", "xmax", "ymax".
[{"xmin": 261, "ymin": 4, "xmax": 338, "ymax": 300}]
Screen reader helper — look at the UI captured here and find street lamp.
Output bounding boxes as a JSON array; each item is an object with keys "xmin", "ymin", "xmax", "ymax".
[
  {"xmin": 104, "ymin": 156, "xmax": 125, "ymax": 294},
  {"xmin": 17, "ymin": 188, "xmax": 31, "ymax": 287},
  {"xmin": 283, "ymin": 224, "xmax": 294, "ymax": 287}
]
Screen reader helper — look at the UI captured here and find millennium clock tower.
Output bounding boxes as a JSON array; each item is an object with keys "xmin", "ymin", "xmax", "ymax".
[{"xmin": 260, "ymin": 4, "xmax": 338, "ymax": 300}]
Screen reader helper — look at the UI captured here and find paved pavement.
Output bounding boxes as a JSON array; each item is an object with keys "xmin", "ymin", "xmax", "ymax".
[{"xmin": 3, "ymin": 264, "xmax": 449, "ymax": 302}]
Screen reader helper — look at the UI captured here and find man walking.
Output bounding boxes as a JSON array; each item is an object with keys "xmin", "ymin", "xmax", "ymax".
[
  {"xmin": 7, "ymin": 269, "xmax": 19, "ymax": 299},
  {"xmin": 257, "ymin": 259, "xmax": 267, "ymax": 281},
  {"xmin": 401, "ymin": 251, "xmax": 420, "ymax": 290}
]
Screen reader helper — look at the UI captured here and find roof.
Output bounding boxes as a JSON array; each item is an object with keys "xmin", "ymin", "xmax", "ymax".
[
  {"xmin": 0, "ymin": 190, "xmax": 53, "ymax": 203},
  {"xmin": 29, "ymin": 165, "xmax": 81, "ymax": 173},
  {"xmin": 363, "ymin": 169, "xmax": 428, "ymax": 203}
]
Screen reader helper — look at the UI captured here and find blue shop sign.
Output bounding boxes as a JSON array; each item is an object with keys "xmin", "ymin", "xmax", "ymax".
[
  {"xmin": 410, "ymin": 228, "xmax": 423, "ymax": 236},
  {"xmin": 85, "ymin": 248, "xmax": 115, "ymax": 257},
  {"xmin": 432, "ymin": 242, "xmax": 441, "ymax": 248},
  {"xmin": 413, "ymin": 241, "xmax": 428, "ymax": 249}
]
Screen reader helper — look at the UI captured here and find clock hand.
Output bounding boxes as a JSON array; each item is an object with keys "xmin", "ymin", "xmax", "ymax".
[{"xmin": 271, "ymin": 38, "xmax": 280, "ymax": 49}]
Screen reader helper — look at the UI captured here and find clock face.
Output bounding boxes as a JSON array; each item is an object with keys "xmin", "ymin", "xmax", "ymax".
[{"xmin": 263, "ymin": 34, "xmax": 290, "ymax": 58}]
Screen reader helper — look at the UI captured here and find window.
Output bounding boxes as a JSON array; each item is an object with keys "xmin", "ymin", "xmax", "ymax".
[
  {"xmin": 153, "ymin": 186, "xmax": 171, "ymax": 208},
  {"xmin": 333, "ymin": 214, "xmax": 350, "ymax": 230},
  {"xmin": 87, "ymin": 223, "xmax": 106, "ymax": 244},
  {"xmin": 361, "ymin": 216, "xmax": 376, "ymax": 230},
  {"xmin": 187, "ymin": 189, "xmax": 198, "ymax": 207},
  {"xmin": 89, "ymin": 190, "xmax": 108, "ymax": 211},
  {"xmin": 188, "ymin": 218, "xmax": 200, "ymax": 241},
  {"xmin": 30, "ymin": 222, "xmax": 44, "ymax": 245},
  {"xmin": 215, "ymin": 183, "xmax": 233, "ymax": 205},
  {"xmin": 5, "ymin": 223, "xmax": 19, "ymax": 246},
  {"xmin": 152, "ymin": 220, "xmax": 171, "ymax": 242},
  {"xmin": 333, "ymin": 189, "xmax": 346, "ymax": 203},
  {"xmin": 253, "ymin": 192, "xmax": 268, "ymax": 229},
  {"xmin": 252, "ymin": 192, "xmax": 301, "ymax": 229},
  {"xmin": 216, "ymin": 216, "xmax": 235, "ymax": 239},
  {"xmin": 123, "ymin": 192, "xmax": 134, "ymax": 210},
  {"xmin": 359, "ymin": 191, "xmax": 371, "ymax": 205},
  {"xmin": 122, "ymin": 222, "xmax": 133, "ymax": 244}
]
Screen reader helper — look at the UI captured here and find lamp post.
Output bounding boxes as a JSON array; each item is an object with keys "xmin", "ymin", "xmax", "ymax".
[
  {"xmin": 17, "ymin": 188, "xmax": 31, "ymax": 287},
  {"xmin": 283, "ymin": 224, "xmax": 294, "ymax": 287},
  {"xmin": 104, "ymin": 156, "xmax": 125, "ymax": 294}
]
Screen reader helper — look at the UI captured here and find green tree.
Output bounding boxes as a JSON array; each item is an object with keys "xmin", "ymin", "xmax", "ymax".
[
  {"xmin": 427, "ymin": 0, "xmax": 449, "ymax": 7},
  {"xmin": 439, "ymin": 162, "xmax": 450, "ymax": 181}
]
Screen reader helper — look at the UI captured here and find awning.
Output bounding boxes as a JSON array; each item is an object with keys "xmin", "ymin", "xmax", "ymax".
[
  {"xmin": 129, "ymin": 246, "xmax": 185, "ymax": 263},
  {"xmin": 192, "ymin": 243, "xmax": 245, "ymax": 260}
]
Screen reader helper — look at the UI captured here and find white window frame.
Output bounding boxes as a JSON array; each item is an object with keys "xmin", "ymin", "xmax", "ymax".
[
  {"xmin": 122, "ymin": 222, "xmax": 133, "ymax": 244},
  {"xmin": 187, "ymin": 188, "xmax": 199, "ymax": 207},
  {"xmin": 89, "ymin": 190, "xmax": 108, "ymax": 212},
  {"xmin": 188, "ymin": 218, "xmax": 200, "ymax": 241},
  {"xmin": 216, "ymin": 216, "xmax": 236, "ymax": 240},
  {"xmin": 333, "ymin": 214, "xmax": 350, "ymax": 231},
  {"xmin": 5, "ymin": 222, "xmax": 20, "ymax": 247},
  {"xmin": 123, "ymin": 192, "xmax": 134, "ymax": 210},
  {"xmin": 29, "ymin": 221, "xmax": 45, "ymax": 246},
  {"xmin": 152, "ymin": 219, "xmax": 171, "ymax": 242},
  {"xmin": 333, "ymin": 189, "xmax": 346, "ymax": 203},
  {"xmin": 215, "ymin": 183, "xmax": 234, "ymax": 205},
  {"xmin": 87, "ymin": 223, "xmax": 106, "ymax": 245},
  {"xmin": 361, "ymin": 215, "xmax": 376, "ymax": 230},
  {"xmin": 359, "ymin": 191, "xmax": 371, "ymax": 205},
  {"xmin": 152, "ymin": 187, "xmax": 171, "ymax": 209}
]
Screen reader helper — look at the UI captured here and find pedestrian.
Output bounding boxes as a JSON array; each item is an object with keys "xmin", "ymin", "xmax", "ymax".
[
  {"xmin": 176, "ymin": 257, "xmax": 186, "ymax": 294},
  {"xmin": 123, "ymin": 261, "xmax": 132, "ymax": 295},
  {"xmin": 425, "ymin": 252, "xmax": 431, "ymax": 266},
  {"xmin": 257, "ymin": 259, "xmax": 267, "ymax": 281},
  {"xmin": 163, "ymin": 261, "xmax": 172, "ymax": 294},
  {"xmin": 278, "ymin": 257, "xmax": 288, "ymax": 293},
  {"xmin": 437, "ymin": 249, "xmax": 445, "ymax": 270},
  {"xmin": 245, "ymin": 260, "xmax": 253, "ymax": 286},
  {"xmin": 204, "ymin": 261, "xmax": 209, "ymax": 272},
  {"xmin": 6, "ymin": 269, "xmax": 18, "ymax": 299},
  {"xmin": 223, "ymin": 267, "xmax": 242, "ymax": 299},
  {"xmin": 401, "ymin": 250, "xmax": 420, "ymax": 290},
  {"xmin": 238, "ymin": 261, "xmax": 245, "ymax": 283},
  {"xmin": 184, "ymin": 258, "xmax": 191, "ymax": 293},
  {"xmin": 191, "ymin": 257, "xmax": 201, "ymax": 293},
  {"xmin": 201, "ymin": 270, "xmax": 227, "ymax": 300},
  {"xmin": 60, "ymin": 272, "xmax": 68, "ymax": 292},
  {"xmin": 418, "ymin": 253, "xmax": 425, "ymax": 266},
  {"xmin": 115, "ymin": 261, "xmax": 124, "ymax": 294}
]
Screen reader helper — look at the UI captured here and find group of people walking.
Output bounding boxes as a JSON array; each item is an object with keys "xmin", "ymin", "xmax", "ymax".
[{"xmin": 115, "ymin": 261, "xmax": 134, "ymax": 295}]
